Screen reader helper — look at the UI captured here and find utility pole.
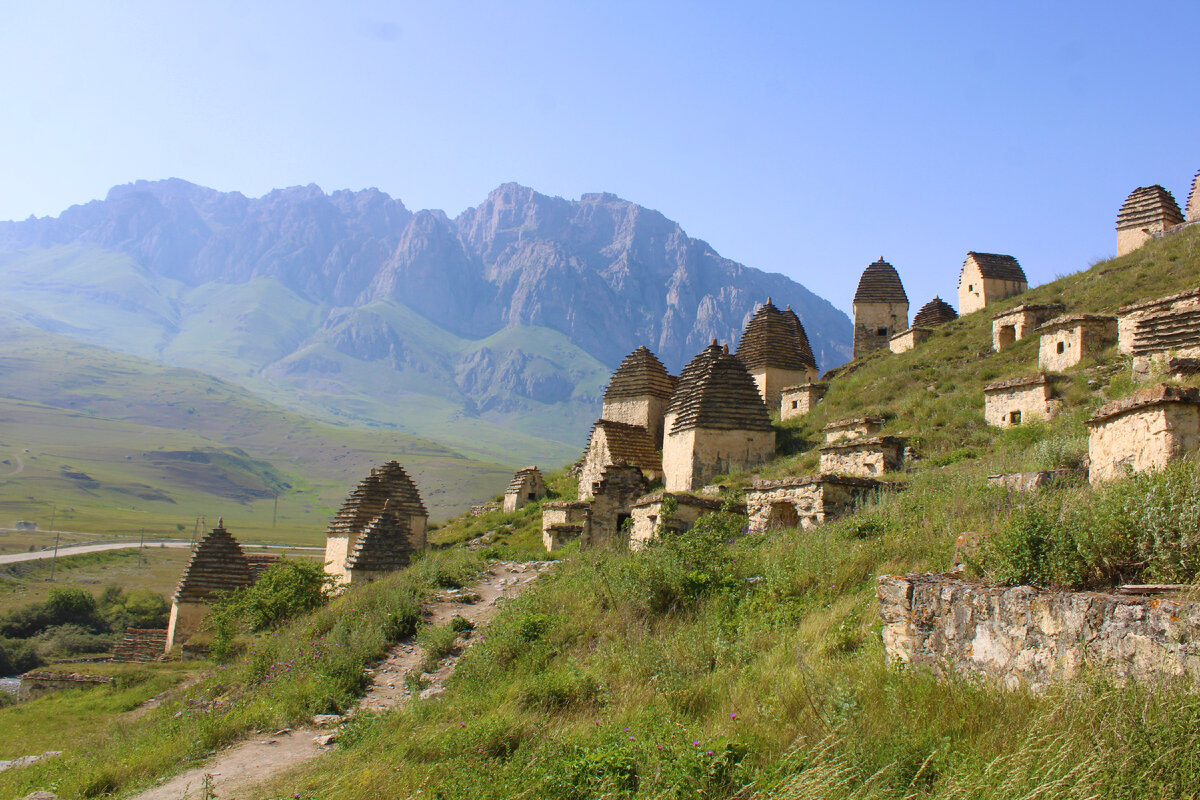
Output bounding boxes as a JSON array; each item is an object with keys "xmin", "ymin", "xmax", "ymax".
[
  {"xmin": 137, "ymin": 527, "xmax": 145, "ymax": 568},
  {"xmin": 48, "ymin": 503, "xmax": 59, "ymax": 582},
  {"xmin": 272, "ymin": 494, "xmax": 279, "ymax": 528}
]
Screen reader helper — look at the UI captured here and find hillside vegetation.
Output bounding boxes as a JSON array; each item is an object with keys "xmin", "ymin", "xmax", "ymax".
[{"xmin": 2, "ymin": 229, "xmax": 1200, "ymax": 799}]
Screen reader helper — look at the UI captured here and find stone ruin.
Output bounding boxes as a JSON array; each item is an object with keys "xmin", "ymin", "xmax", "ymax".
[
  {"xmin": 662, "ymin": 342, "xmax": 775, "ymax": 491},
  {"xmin": 1086, "ymin": 383, "xmax": 1200, "ymax": 485},
  {"xmin": 822, "ymin": 416, "xmax": 884, "ymax": 443},
  {"xmin": 541, "ymin": 500, "xmax": 589, "ymax": 551},
  {"xmin": 746, "ymin": 474, "xmax": 880, "ymax": 531},
  {"xmin": 957, "ymin": 252, "xmax": 1026, "ymax": 315},
  {"xmin": 1117, "ymin": 288, "xmax": 1200, "ymax": 380},
  {"xmin": 503, "ymin": 466, "xmax": 546, "ymax": 512},
  {"xmin": 343, "ymin": 500, "xmax": 415, "ymax": 585},
  {"xmin": 819, "ymin": 436, "xmax": 906, "ymax": 478},
  {"xmin": 889, "ymin": 296, "xmax": 957, "ymax": 354},
  {"xmin": 1036, "ymin": 314, "xmax": 1118, "ymax": 371},
  {"xmin": 581, "ymin": 464, "xmax": 649, "ymax": 550},
  {"xmin": 579, "ymin": 420, "xmax": 661, "ymax": 500},
  {"xmin": 985, "ymin": 469, "xmax": 1087, "ymax": 493},
  {"xmin": 991, "ymin": 303, "xmax": 1065, "ymax": 352},
  {"xmin": 599, "ymin": 345, "xmax": 677, "ymax": 446},
  {"xmin": 878, "ymin": 572, "xmax": 1200, "ymax": 691},
  {"xmin": 1116, "ymin": 185, "xmax": 1185, "ymax": 256},
  {"xmin": 324, "ymin": 461, "xmax": 427, "ymax": 585},
  {"xmin": 983, "ymin": 374, "xmax": 1062, "ymax": 428},
  {"xmin": 852, "ymin": 257, "xmax": 908, "ymax": 358},
  {"xmin": 166, "ymin": 519, "xmax": 255, "ymax": 653},
  {"xmin": 780, "ymin": 382, "xmax": 827, "ymax": 420},
  {"xmin": 628, "ymin": 491, "xmax": 727, "ymax": 551},
  {"xmin": 735, "ymin": 298, "xmax": 819, "ymax": 409},
  {"xmin": 112, "ymin": 628, "xmax": 168, "ymax": 663}
]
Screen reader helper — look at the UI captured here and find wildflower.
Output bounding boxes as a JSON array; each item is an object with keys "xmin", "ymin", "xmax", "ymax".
[
  {"xmin": 706, "ymin": 750, "xmax": 714, "ymax": 756},
  {"xmin": 692, "ymin": 740, "xmax": 700, "ymax": 746},
  {"xmin": 629, "ymin": 736, "xmax": 635, "ymax": 740},
  {"xmin": 730, "ymin": 712, "xmax": 738, "ymax": 720}
]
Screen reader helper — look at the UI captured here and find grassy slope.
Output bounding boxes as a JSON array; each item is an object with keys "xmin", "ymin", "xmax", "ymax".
[
  {"xmin": 3, "ymin": 231, "xmax": 1199, "ymax": 799},
  {"xmin": 0, "ymin": 326, "xmax": 514, "ymax": 540}
]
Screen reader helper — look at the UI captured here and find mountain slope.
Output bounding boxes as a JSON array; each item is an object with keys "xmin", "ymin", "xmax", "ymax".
[{"xmin": 0, "ymin": 180, "xmax": 851, "ymax": 461}]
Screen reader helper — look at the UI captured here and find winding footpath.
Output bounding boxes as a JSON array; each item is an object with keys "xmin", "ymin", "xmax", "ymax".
[{"xmin": 126, "ymin": 560, "xmax": 552, "ymax": 800}]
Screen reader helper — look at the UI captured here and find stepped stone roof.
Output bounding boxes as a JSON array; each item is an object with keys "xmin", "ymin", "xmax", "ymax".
[
  {"xmin": 735, "ymin": 299, "xmax": 817, "ymax": 372},
  {"xmin": 173, "ymin": 520, "xmax": 254, "ymax": 603},
  {"xmin": 983, "ymin": 374, "xmax": 1060, "ymax": 393},
  {"xmin": 1088, "ymin": 383, "xmax": 1200, "ymax": 425},
  {"xmin": 112, "ymin": 628, "xmax": 167, "ymax": 663},
  {"xmin": 506, "ymin": 466, "xmax": 543, "ymax": 494},
  {"xmin": 345, "ymin": 502, "xmax": 413, "ymax": 572},
  {"xmin": 244, "ymin": 554, "xmax": 280, "ymax": 579},
  {"xmin": 1035, "ymin": 314, "xmax": 1117, "ymax": 332},
  {"xmin": 327, "ymin": 461, "xmax": 427, "ymax": 539},
  {"xmin": 853, "ymin": 258, "xmax": 908, "ymax": 304},
  {"xmin": 588, "ymin": 419, "xmax": 662, "ymax": 471},
  {"xmin": 603, "ymin": 346, "xmax": 677, "ymax": 401},
  {"xmin": 964, "ymin": 252, "xmax": 1026, "ymax": 283},
  {"xmin": 667, "ymin": 342, "xmax": 773, "ymax": 434},
  {"xmin": 911, "ymin": 297, "xmax": 958, "ymax": 328},
  {"xmin": 1116, "ymin": 185, "xmax": 1184, "ymax": 230},
  {"xmin": 1188, "ymin": 169, "xmax": 1200, "ymax": 222},
  {"xmin": 992, "ymin": 302, "xmax": 1065, "ymax": 320},
  {"xmin": 1118, "ymin": 287, "xmax": 1200, "ymax": 315}
]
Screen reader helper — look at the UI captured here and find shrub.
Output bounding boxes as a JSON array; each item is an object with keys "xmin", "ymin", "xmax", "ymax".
[{"xmin": 208, "ymin": 558, "xmax": 338, "ymax": 659}]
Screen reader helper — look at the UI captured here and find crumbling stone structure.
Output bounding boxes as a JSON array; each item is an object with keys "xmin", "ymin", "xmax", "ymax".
[
  {"xmin": 503, "ymin": 466, "xmax": 546, "ymax": 512},
  {"xmin": 1117, "ymin": 289, "xmax": 1200, "ymax": 375},
  {"xmin": 889, "ymin": 296, "xmax": 957, "ymax": 353},
  {"xmin": 991, "ymin": 303, "xmax": 1065, "ymax": 352},
  {"xmin": 1086, "ymin": 383, "xmax": 1200, "ymax": 484},
  {"xmin": 1036, "ymin": 314, "xmax": 1118, "ymax": 371},
  {"xmin": 324, "ymin": 462, "xmax": 428, "ymax": 584},
  {"xmin": 986, "ymin": 469, "xmax": 1087, "ymax": 492},
  {"xmin": 628, "ymin": 491, "xmax": 726, "ymax": 551},
  {"xmin": 344, "ymin": 501, "xmax": 415, "ymax": 585},
  {"xmin": 745, "ymin": 474, "xmax": 880, "ymax": 531},
  {"xmin": 819, "ymin": 436, "xmax": 906, "ymax": 478},
  {"xmin": 983, "ymin": 375, "xmax": 1061, "ymax": 428},
  {"xmin": 852, "ymin": 258, "xmax": 908, "ymax": 358},
  {"xmin": 541, "ymin": 500, "xmax": 589, "ymax": 551},
  {"xmin": 662, "ymin": 342, "xmax": 775, "ymax": 491},
  {"xmin": 780, "ymin": 383, "xmax": 827, "ymax": 420},
  {"xmin": 1116, "ymin": 185, "xmax": 1185, "ymax": 256},
  {"xmin": 879, "ymin": 573, "xmax": 1200, "ymax": 691},
  {"xmin": 113, "ymin": 628, "xmax": 168, "ymax": 662},
  {"xmin": 823, "ymin": 416, "xmax": 884, "ymax": 443},
  {"xmin": 601, "ymin": 346, "xmax": 677, "ymax": 446},
  {"xmin": 165, "ymin": 519, "xmax": 254, "ymax": 653},
  {"xmin": 735, "ymin": 299, "xmax": 819, "ymax": 409},
  {"xmin": 957, "ymin": 252, "xmax": 1026, "ymax": 315},
  {"xmin": 582, "ymin": 464, "xmax": 648, "ymax": 550},
  {"xmin": 579, "ymin": 419, "xmax": 662, "ymax": 500}
]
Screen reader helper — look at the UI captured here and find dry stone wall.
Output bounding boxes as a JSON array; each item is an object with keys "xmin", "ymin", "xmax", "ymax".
[
  {"xmin": 1037, "ymin": 315, "xmax": 1118, "ymax": 371},
  {"xmin": 888, "ymin": 327, "xmax": 931, "ymax": 354},
  {"xmin": 991, "ymin": 303, "xmax": 1064, "ymax": 352},
  {"xmin": 983, "ymin": 376, "xmax": 1059, "ymax": 428},
  {"xmin": 879, "ymin": 573, "xmax": 1200, "ymax": 691},
  {"xmin": 818, "ymin": 436, "xmax": 905, "ymax": 478},
  {"xmin": 780, "ymin": 383, "xmax": 827, "ymax": 420},
  {"xmin": 628, "ymin": 492, "xmax": 726, "ymax": 551},
  {"xmin": 746, "ymin": 475, "xmax": 880, "ymax": 531},
  {"xmin": 1086, "ymin": 384, "xmax": 1200, "ymax": 484}
]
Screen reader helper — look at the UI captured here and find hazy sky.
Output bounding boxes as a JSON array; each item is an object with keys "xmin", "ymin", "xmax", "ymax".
[{"xmin": 2, "ymin": 1, "xmax": 1197, "ymax": 315}]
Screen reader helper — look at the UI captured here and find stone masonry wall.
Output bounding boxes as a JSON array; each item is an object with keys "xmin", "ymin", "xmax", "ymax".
[
  {"xmin": 780, "ymin": 383, "xmax": 827, "ymax": 420},
  {"xmin": 878, "ymin": 573, "xmax": 1200, "ymax": 691},
  {"xmin": 991, "ymin": 305, "xmax": 1064, "ymax": 352},
  {"xmin": 888, "ymin": 328, "xmax": 930, "ymax": 354},
  {"xmin": 629, "ymin": 493, "xmax": 724, "ymax": 551},
  {"xmin": 1087, "ymin": 403, "xmax": 1200, "ymax": 484},
  {"xmin": 745, "ymin": 476, "xmax": 879, "ymax": 531},
  {"xmin": 1118, "ymin": 289, "xmax": 1200, "ymax": 355},
  {"xmin": 984, "ymin": 383, "xmax": 1057, "ymax": 428},
  {"xmin": 853, "ymin": 301, "xmax": 908, "ymax": 358},
  {"xmin": 1038, "ymin": 318, "xmax": 1117, "ymax": 372},
  {"xmin": 603, "ymin": 397, "xmax": 668, "ymax": 446},
  {"xmin": 663, "ymin": 427, "xmax": 775, "ymax": 492},
  {"xmin": 818, "ymin": 437, "xmax": 905, "ymax": 478}
]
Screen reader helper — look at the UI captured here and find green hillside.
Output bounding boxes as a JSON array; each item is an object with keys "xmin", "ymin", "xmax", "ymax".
[
  {"xmin": 0, "ymin": 245, "xmax": 606, "ymax": 467},
  {"xmin": 3, "ymin": 229, "xmax": 1200, "ymax": 800},
  {"xmin": 0, "ymin": 326, "xmax": 518, "ymax": 541}
]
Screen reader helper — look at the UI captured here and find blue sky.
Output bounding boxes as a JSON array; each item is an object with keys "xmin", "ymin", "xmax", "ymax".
[{"xmin": 2, "ymin": 1, "xmax": 1197, "ymax": 316}]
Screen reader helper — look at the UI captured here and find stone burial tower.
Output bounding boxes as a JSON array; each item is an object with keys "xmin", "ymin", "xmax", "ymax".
[
  {"xmin": 1116, "ymin": 185, "xmax": 1184, "ymax": 256},
  {"xmin": 165, "ymin": 519, "xmax": 255, "ymax": 653},
  {"xmin": 600, "ymin": 345, "xmax": 677, "ymax": 446},
  {"xmin": 957, "ymin": 252, "xmax": 1026, "ymax": 315},
  {"xmin": 852, "ymin": 258, "xmax": 908, "ymax": 358},
  {"xmin": 735, "ymin": 298, "xmax": 819, "ymax": 411},
  {"xmin": 323, "ymin": 461, "xmax": 428, "ymax": 585},
  {"xmin": 662, "ymin": 341, "xmax": 775, "ymax": 491}
]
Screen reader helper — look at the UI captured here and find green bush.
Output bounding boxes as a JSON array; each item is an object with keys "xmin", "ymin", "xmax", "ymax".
[{"xmin": 208, "ymin": 558, "xmax": 338, "ymax": 659}]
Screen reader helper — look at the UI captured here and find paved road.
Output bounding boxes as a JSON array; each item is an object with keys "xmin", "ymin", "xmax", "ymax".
[{"xmin": 0, "ymin": 540, "xmax": 323, "ymax": 565}]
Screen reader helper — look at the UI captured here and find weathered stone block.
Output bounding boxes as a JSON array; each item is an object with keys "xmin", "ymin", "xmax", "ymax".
[
  {"xmin": 983, "ymin": 375, "xmax": 1061, "ymax": 428},
  {"xmin": 1036, "ymin": 314, "xmax": 1117, "ymax": 371},
  {"xmin": 628, "ymin": 491, "xmax": 726, "ymax": 551},
  {"xmin": 818, "ymin": 436, "xmax": 906, "ymax": 478},
  {"xmin": 1086, "ymin": 383, "xmax": 1200, "ymax": 484},
  {"xmin": 779, "ymin": 383, "xmax": 827, "ymax": 420},
  {"xmin": 991, "ymin": 303, "xmax": 1065, "ymax": 353},
  {"xmin": 745, "ymin": 474, "xmax": 881, "ymax": 531}
]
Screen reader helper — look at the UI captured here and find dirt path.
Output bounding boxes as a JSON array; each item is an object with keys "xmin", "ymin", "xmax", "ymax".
[{"xmin": 127, "ymin": 560, "xmax": 552, "ymax": 800}]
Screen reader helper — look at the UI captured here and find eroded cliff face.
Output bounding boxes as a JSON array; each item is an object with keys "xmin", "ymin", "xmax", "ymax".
[{"xmin": 0, "ymin": 179, "xmax": 851, "ymax": 372}]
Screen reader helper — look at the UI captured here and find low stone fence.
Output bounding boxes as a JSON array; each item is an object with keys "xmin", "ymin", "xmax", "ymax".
[
  {"xmin": 878, "ymin": 573, "xmax": 1200, "ymax": 691},
  {"xmin": 18, "ymin": 670, "xmax": 114, "ymax": 701}
]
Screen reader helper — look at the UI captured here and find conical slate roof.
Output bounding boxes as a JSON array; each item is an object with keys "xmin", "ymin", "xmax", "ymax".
[
  {"xmin": 173, "ymin": 520, "xmax": 254, "ymax": 603},
  {"xmin": 345, "ymin": 502, "xmax": 414, "ymax": 572},
  {"xmin": 912, "ymin": 297, "xmax": 958, "ymax": 328},
  {"xmin": 735, "ymin": 299, "xmax": 818, "ymax": 372},
  {"xmin": 965, "ymin": 252, "xmax": 1026, "ymax": 282},
  {"xmin": 327, "ymin": 461, "xmax": 427, "ymax": 540},
  {"xmin": 853, "ymin": 258, "xmax": 907, "ymax": 304},
  {"xmin": 1187, "ymin": 169, "xmax": 1200, "ymax": 223},
  {"xmin": 505, "ymin": 466, "xmax": 543, "ymax": 494},
  {"xmin": 1116, "ymin": 185, "xmax": 1184, "ymax": 230},
  {"xmin": 603, "ymin": 346, "xmax": 677, "ymax": 401},
  {"xmin": 667, "ymin": 342, "xmax": 773, "ymax": 434}
]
